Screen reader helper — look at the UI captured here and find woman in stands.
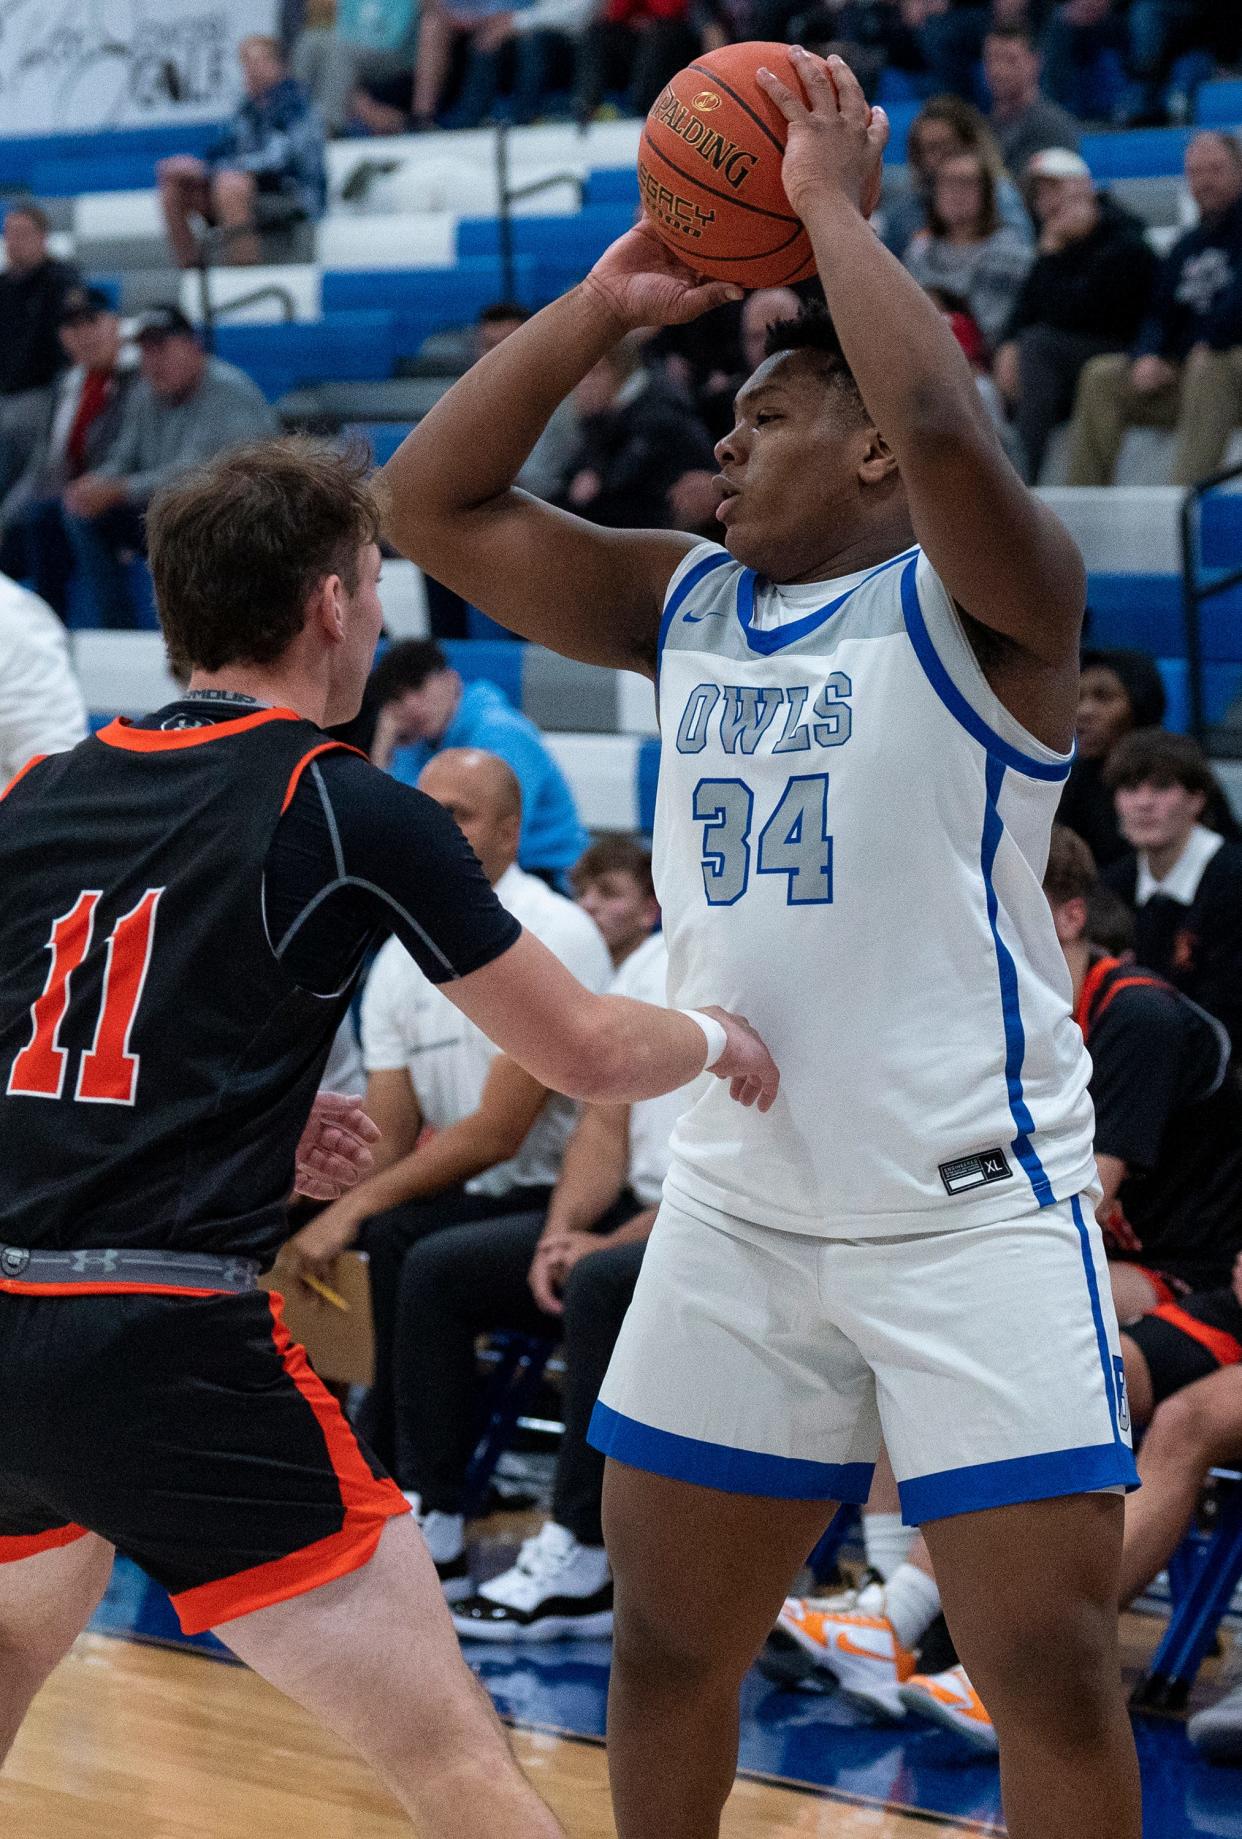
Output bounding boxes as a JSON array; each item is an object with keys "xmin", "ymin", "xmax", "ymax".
[{"xmin": 903, "ymin": 146, "xmax": 1035, "ymax": 355}]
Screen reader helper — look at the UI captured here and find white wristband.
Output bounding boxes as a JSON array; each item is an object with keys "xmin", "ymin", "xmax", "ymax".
[{"xmin": 680, "ymin": 1008, "xmax": 728, "ymax": 1071}]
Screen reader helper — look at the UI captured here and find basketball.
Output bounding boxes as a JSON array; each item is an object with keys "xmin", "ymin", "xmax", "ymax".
[{"xmin": 638, "ymin": 42, "xmax": 817, "ymax": 290}]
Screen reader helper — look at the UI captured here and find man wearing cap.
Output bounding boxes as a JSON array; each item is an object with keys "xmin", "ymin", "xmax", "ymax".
[
  {"xmin": 1067, "ymin": 130, "xmax": 1242, "ymax": 487},
  {"xmin": 28, "ymin": 306, "xmax": 274, "ymax": 628},
  {"xmin": 0, "ymin": 287, "xmax": 137, "ymax": 617},
  {"xmin": 993, "ymin": 150, "xmax": 1157, "ymax": 482}
]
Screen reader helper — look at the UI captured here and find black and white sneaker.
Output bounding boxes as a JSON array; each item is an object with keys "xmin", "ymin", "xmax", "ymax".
[
  {"xmin": 452, "ymin": 1522, "xmax": 613, "ymax": 1641},
  {"xmin": 408, "ymin": 1499, "xmax": 473, "ymax": 1603}
]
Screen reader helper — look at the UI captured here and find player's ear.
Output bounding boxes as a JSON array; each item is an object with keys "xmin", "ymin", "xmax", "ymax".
[
  {"xmin": 857, "ymin": 427, "xmax": 898, "ymax": 488},
  {"xmin": 312, "ymin": 573, "xmax": 346, "ymax": 643}
]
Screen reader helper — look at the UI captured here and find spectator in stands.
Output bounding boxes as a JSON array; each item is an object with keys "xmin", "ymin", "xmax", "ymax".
[
  {"xmin": 1057, "ymin": 646, "xmax": 1167, "ymax": 865},
  {"xmin": 367, "ymin": 638, "xmax": 589, "ymax": 883},
  {"xmin": 1066, "ymin": 131, "xmax": 1242, "ymax": 487},
  {"xmin": 386, "ymin": 839, "xmax": 704, "ymax": 1628},
  {"xmin": 292, "ymin": 0, "xmax": 421, "ymax": 134},
  {"xmin": 0, "ymin": 287, "xmax": 138, "ymax": 619},
  {"xmin": 902, "ymin": 148, "xmax": 1034, "ymax": 352},
  {"xmin": 554, "ymin": 333, "xmax": 716, "ymax": 528},
  {"xmin": 0, "ymin": 205, "xmax": 80, "ymax": 501},
  {"xmin": 983, "ymin": 24, "xmax": 1082, "ymax": 174},
  {"xmin": 1038, "ymin": 0, "xmax": 1128, "ymax": 122},
  {"xmin": 286, "ymin": 749, "xmax": 611, "ymax": 1474},
  {"xmin": 479, "ymin": 304, "xmax": 580, "ymax": 501},
  {"xmin": 439, "ymin": 0, "xmax": 594, "ymax": 128},
  {"xmin": 668, "ymin": 288, "xmax": 801, "ymax": 502},
  {"xmin": 993, "ymin": 148, "xmax": 1157, "ymax": 480},
  {"xmin": 1121, "ymin": 0, "xmax": 1223, "ymax": 125},
  {"xmin": 158, "ymin": 35, "xmax": 326, "ymax": 269},
  {"xmin": 882, "ymin": 95, "xmax": 1032, "ymax": 259},
  {"xmin": 29, "ymin": 307, "xmax": 275, "ymax": 630},
  {"xmin": 574, "ymin": 0, "xmax": 699, "ymax": 124},
  {"xmin": 0, "ymin": 571, "xmax": 86, "ymax": 782},
  {"xmin": 1104, "ymin": 729, "xmax": 1242, "ymax": 1052}
]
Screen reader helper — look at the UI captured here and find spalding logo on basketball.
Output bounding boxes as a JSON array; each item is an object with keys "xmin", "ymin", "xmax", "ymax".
[{"xmin": 638, "ymin": 41, "xmax": 817, "ymax": 291}]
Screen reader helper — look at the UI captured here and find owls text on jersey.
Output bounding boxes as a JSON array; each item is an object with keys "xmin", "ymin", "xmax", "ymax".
[{"xmin": 652, "ymin": 540, "xmax": 1097, "ymax": 1239}]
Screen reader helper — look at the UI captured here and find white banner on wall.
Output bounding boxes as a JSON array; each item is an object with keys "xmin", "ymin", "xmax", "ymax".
[{"xmin": 0, "ymin": 0, "xmax": 280, "ymax": 138}]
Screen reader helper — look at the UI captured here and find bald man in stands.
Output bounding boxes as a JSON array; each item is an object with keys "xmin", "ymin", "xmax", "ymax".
[{"xmin": 287, "ymin": 748, "xmax": 611, "ymax": 1472}]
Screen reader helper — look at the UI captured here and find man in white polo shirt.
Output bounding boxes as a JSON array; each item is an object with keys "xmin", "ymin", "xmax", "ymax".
[{"xmin": 287, "ymin": 748, "xmax": 611, "ymax": 1475}]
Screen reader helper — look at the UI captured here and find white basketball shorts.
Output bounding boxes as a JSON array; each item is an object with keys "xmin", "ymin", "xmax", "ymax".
[{"xmin": 589, "ymin": 1191, "xmax": 1138, "ymax": 1522}]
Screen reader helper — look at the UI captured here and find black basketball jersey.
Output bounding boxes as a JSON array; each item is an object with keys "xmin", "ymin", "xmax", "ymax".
[{"xmin": 0, "ymin": 708, "xmax": 369, "ymax": 1264}]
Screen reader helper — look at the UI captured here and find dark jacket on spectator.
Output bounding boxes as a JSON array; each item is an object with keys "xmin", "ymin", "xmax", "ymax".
[
  {"xmin": 555, "ymin": 374, "xmax": 714, "ymax": 530},
  {"xmin": 204, "ymin": 76, "xmax": 327, "ymax": 217},
  {"xmin": 1105, "ymin": 839, "xmax": 1242, "ymax": 1054},
  {"xmin": 0, "ymin": 257, "xmax": 80, "ymax": 396},
  {"xmin": 1004, "ymin": 196, "xmax": 1158, "ymax": 346},
  {"xmin": 1134, "ymin": 196, "xmax": 1242, "ymax": 362}
]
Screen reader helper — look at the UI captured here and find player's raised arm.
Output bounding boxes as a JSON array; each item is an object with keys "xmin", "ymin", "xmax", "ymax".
[
  {"xmin": 759, "ymin": 51, "xmax": 1085, "ymax": 709},
  {"xmin": 380, "ymin": 236, "xmax": 741, "ymax": 675}
]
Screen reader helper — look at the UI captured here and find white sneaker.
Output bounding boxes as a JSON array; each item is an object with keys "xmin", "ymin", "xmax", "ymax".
[
  {"xmin": 411, "ymin": 1505, "xmax": 471, "ymax": 1602},
  {"xmin": 899, "ymin": 1664, "xmax": 998, "ymax": 1755},
  {"xmin": 452, "ymin": 1522, "xmax": 613, "ymax": 1642},
  {"xmin": 1188, "ymin": 1679, "xmax": 1242, "ymax": 1764},
  {"xmin": 776, "ymin": 1598, "xmax": 915, "ymax": 1721}
]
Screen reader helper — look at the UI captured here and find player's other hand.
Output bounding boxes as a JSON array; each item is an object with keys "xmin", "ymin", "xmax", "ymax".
[
  {"xmin": 757, "ymin": 48, "xmax": 889, "ymax": 222},
  {"xmin": 701, "ymin": 1004, "xmax": 780, "ymax": 1112},
  {"xmin": 582, "ymin": 222, "xmax": 743, "ymax": 332},
  {"xmin": 294, "ymin": 1091, "xmax": 381, "ymax": 1202},
  {"xmin": 286, "ymin": 1193, "xmax": 369, "ymax": 1286}
]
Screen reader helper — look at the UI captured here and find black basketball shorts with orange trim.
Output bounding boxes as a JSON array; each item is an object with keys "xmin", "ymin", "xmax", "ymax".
[{"xmin": 0, "ymin": 1288, "xmax": 408, "ymax": 1634}]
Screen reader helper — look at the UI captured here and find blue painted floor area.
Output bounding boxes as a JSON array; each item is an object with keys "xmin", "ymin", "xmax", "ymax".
[{"xmin": 90, "ymin": 1555, "xmax": 1239, "ymax": 1836}]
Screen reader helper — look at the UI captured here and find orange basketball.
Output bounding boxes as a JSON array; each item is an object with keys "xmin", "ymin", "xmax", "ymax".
[{"xmin": 638, "ymin": 42, "xmax": 817, "ymax": 290}]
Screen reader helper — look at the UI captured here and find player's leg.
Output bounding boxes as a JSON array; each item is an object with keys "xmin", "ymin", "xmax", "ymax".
[
  {"xmin": 0, "ymin": 1532, "xmax": 114, "ymax": 1760},
  {"xmin": 1109, "ymin": 1259, "xmax": 1166, "ymax": 1326},
  {"xmin": 1121, "ymin": 1362, "xmax": 1242, "ymax": 1605},
  {"xmin": 603, "ymin": 1464, "xmax": 835, "ymax": 1839},
  {"xmin": 219, "ymin": 1513, "xmax": 563, "ymax": 1836},
  {"xmin": 922, "ymin": 1494, "xmax": 1140, "ymax": 1839}
]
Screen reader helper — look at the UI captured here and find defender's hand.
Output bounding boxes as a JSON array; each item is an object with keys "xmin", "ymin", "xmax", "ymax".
[
  {"xmin": 757, "ymin": 48, "xmax": 888, "ymax": 222},
  {"xmin": 582, "ymin": 223, "xmax": 742, "ymax": 333},
  {"xmin": 700, "ymin": 1005, "xmax": 780, "ymax": 1113},
  {"xmin": 294, "ymin": 1092, "xmax": 381, "ymax": 1201}
]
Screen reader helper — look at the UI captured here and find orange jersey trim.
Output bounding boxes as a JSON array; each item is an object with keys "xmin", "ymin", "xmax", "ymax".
[
  {"xmin": 96, "ymin": 708, "xmax": 303, "ymax": 752},
  {"xmin": 0, "ymin": 752, "xmax": 48, "ymax": 803},
  {"xmin": 280, "ymin": 740, "xmax": 368, "ymax": 815},
  {"xmin": 0, "ymin": 1279, "xmax": 231, "ymax": 1299},
  {"xmin": 1152, "ymin": 1302, "xmax": 1242, "ymax": 1371},
  {"xmin": 170, "ymin": 1292, "xmax": 408, "ymax": 1636},
  {"xmin": 0, "ymin": 1523, "xmax": 90, "ymax": 1563},
  {"xmin": 1130, "ymin": 1266, "xmax": 1178, "ymax": 1309},
  {"xmin": 1075, "ymin": 957, "xmax": 1168, "ymax": 1036}
]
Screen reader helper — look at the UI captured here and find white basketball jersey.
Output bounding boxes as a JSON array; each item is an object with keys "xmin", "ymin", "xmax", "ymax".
[{"xmin": 654, "ymin": 540, "xmax": 1096, "ymax": 1239}]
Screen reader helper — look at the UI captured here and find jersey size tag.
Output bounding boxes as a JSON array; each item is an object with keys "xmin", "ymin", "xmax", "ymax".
[{"xmin": 938, "ymin": 1148, "xmax": 1013, "ymax": 1195}]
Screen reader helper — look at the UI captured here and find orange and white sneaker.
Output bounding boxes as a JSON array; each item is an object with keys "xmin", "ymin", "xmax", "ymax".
[
  {"xmin": 899, "ymin": 1664, "xmax": 998, "ymax": 1755},
  {"xmin": 776, "ymin": 1598, "xmax": 916, "ymax": 1721}
]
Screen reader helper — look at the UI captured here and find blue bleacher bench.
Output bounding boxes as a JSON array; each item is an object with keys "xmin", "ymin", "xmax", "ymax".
[
  {"xmin": 323, "ymin": 257, "xmax": 542, "ymax": 353},
  {"xmin": 213, "ymin": 311, "xmax": 400, "ymax": 401},
  {"xmin": 0, "ymin": 122, "xmax": 223, "ymax": 197},
  {"xmin": 1194, "ymin": 79, "xmax": 1242, "ymax": 127},
  {"xmin": 1080, "ymin": 127, "xmax": 1196, "ymax": 181}
]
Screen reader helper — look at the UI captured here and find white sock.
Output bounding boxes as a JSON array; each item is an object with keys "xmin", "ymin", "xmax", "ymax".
[
  {"xmin": 882, "ymin": 1562, "xmax": 942, "ymax": 1650},
  {"xmin": 863, "ymin": 1511, "xmax": 916, "ymax": 1582},
  {"xmin": 420, "ymin": 1510, "xmax": 465, "ymax": 1564}
]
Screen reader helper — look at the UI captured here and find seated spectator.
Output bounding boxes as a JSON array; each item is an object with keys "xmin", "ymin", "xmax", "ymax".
[
  {"xmin": 477, "ymin": 303, "xmax": 581, "ymax": 500},
  {"xmin": 574, "ymin": 0, "xmax": 699, "ymax": 124},
  {"xmin": 0, "ymin": 205, "xmax": 80, "ymax": 501},
  {"xmin": 1066, "ymin": 132, "xmax": 1242, "ymax": 487},
  {"xmin": 554, "ymin": 334, "xmax": 716, "ymax": 528},
  {"xmin": 438, "ymin": 0, "xmax": 593, "ymax": 128},
  {"xmin": 286, "ymin": 749, "xmax": 611, "ymax": 1471},
  {"xmin": 902, "ymin": 148, "xmax": 1034, "ymax": 352},
  {"xmin": 994, "ymin": 147, "xmax": 1157, "ymax": 481},
  {"xmin": 881, "ymin": 94, "xmax": 1031, "ymax": 259},
  {"xmin": 0, "ymin": 287, "xmax": 138, "ymax": 618},
  {"xmin": 1121, "ymin": 0, "xmax": 1225, "ymax": 125},
  {"xmin": 23, "ymin": 307, "xmax": 275, "ymax": 630},
  {"xmin": 367, "ymin": 638, "xmax": 588, "ymax": 883},
  {"xmin": 983, "ymin": 24, "xmax": 1082, "ymax": 174},
  {"xmin": 665, "ymin": 288, "xmax": 801, "ymax": 512},
  {"xmin": 292, "ymin": 0, "xmax": 420, "ymax": 134},
  {"xmin": 384, "ymin": 843, "xmax": 707, "ymax": 1627},
  {"xmin": 1038, "ymin": 0, "xmax": 1128, "ymax": 122},
  {"xmin": 1056, "ymin": 646, "xmax": 1167, "ymax": 865},
  {"xmin": 0, "ymin": 571, "xmax": 86, "ymax": 782},
  {"xmin": 1104, "ymin": 729, "xmax": 1242, "ymax": 1051},
  {"xmin": 158, "ymin": 35, "xmax": 326, "ymax": 269}
]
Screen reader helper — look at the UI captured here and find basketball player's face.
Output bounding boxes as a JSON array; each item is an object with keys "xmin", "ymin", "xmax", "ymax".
[{"xmin": 713, "ymin": 353, "xmax": 875, "ymax": 581}]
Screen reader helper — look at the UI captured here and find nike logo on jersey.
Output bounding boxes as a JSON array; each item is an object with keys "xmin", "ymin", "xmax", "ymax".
[
  {"xmin": 681, "ymin": 607, "xmax": 725, "ymax": 624},
  {"xmin": 675, "ymin": 677, "xmax": 853, "ymax": 756}
]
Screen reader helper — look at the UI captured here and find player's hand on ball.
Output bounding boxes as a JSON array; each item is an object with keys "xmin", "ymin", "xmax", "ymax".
[
  {"xmin": 582, "ymin": 222, "xmax": 743, "ymax": 332},
  {"xmin": 757, "ymin": 48, "xmax": 889, "ymax": 221},
  {"xmin": 701, "ymin": 1005, "xmax": 780, "ymax": 1113},
  {"xmin": 294, "ymin": 1091, "xmax": 381, "ymax": 1201}
]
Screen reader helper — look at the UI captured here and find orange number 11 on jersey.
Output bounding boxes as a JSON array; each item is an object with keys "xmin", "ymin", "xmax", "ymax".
[{"xmin": 7, "ymin": 888, "xmax": 164, "ymax": 1105}]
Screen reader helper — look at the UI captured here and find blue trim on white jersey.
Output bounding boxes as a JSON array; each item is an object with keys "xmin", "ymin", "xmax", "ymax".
[
  {"xmin": 1071, "ymin": 1193, "xmax": 1127, "ymax": 1450},
  {"xmin": 588, "ymin": 1400, "xmax": 874, "ymax": 1502},
  {"xmin": 657, "ymin": 550, "xmax": 734, "ymax": 677},
  {"xmin": 899, "ymin": 559, "xmax": 1073, "ymax": 782},
  {"xmin": 982, "ymin": 753, "xmax": 1056, "ymax": 1207},
  {"xmin": 735, "ymin": 546, "xmax": 916, "ymax": 657},
  {"xmin": 897, "ymin": 1440, "xmax": 1139, "ymax": 1525}
]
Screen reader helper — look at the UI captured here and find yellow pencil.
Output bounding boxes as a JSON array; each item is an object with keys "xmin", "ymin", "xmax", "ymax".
[{"xmin": 302, "ymin": 1272, "xmax": 350, "ymax": 1311}]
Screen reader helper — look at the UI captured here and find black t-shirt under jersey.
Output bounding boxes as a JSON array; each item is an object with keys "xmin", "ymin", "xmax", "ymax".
[
  {"xmin": 1079, "ymin": 956, "xmax": 1242, "ymax": 1289},
  {"xmin": 0, "ymin": 695, "xmax": 520, "ymax": 1264}
]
